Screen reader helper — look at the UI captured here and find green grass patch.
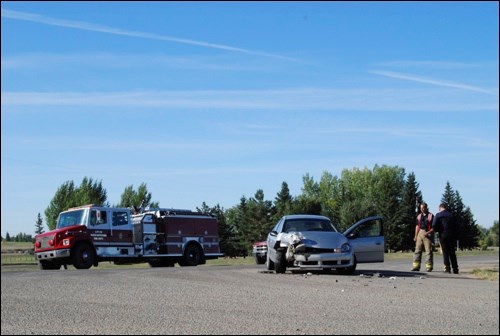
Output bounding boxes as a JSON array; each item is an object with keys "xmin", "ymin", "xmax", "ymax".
[
  {"xmin": 1, "ymin": 241, "xmax": 34, "ymax": 251},
  {"xmin": 1, "ymin": 253, "xmax": 36, "ymax": 265},
  {"xmin": 204, "ymin": 257, "xmax": 256, "ymax": 266},
  {"xmin": 470, "ymin": 268, "xmax": 499, "ymax": 281}
]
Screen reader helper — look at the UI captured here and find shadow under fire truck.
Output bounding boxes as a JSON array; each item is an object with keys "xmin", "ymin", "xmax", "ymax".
[{"xmin": 34, "ymin": 204, "xmax": 223, "ymax": 270}]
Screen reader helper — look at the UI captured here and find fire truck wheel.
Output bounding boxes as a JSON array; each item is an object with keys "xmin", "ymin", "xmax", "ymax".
[
  {"xmin": 72, "ymin": 243, "xmax": 95, "ymax": 269},
  {"xmin": 39, "ymin": 260, "xmax": 62, "ymax": 270},
  {"xmin": 179, "ymin": 243, "xmax": 203, "ymax": 267}
]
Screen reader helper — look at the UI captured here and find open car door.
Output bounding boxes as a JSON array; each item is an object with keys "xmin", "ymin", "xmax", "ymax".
[{"xmin": 343, "ymin": 216, "xmax": 384, "ymax": 263}]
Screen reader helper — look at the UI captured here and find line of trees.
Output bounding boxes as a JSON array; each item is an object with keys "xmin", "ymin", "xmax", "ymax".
[
  {"xmin": 199, "ymin": 166, "xmax": 492, "ymax": 254},
  {"xmin": 2, "ymin": 232, "xmax": 34, "ymax": 243},
  {"xmin": 3, "ymin": 165, "xmax": 498, "ymax": 253}
]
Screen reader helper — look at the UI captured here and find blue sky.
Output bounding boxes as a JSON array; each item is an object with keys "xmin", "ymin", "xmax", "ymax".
[{"xmin": 1, "ymin": 2, "xmax": 498, "ymax": 237}]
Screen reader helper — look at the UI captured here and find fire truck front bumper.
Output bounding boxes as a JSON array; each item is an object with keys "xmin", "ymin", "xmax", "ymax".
[{"xmin": 36, "ymin": 249, "xmax": 71, "ymax": 261}]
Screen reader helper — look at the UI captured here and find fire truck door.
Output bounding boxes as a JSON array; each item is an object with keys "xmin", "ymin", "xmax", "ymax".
[
  {"xmin": 88, "ymin": 209, "xmax": 111, "ymax": 247},
  {"xmin": 110, "ymin": 210, "xmax": 134, "ymax": 246}
]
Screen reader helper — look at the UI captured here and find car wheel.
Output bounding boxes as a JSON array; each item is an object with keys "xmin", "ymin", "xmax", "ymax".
[
  {"xmin": 274, "ymin": 250, "xmax": 287, "ymax": 274},
  {"xmin": 266, "ymin": 252, "xmax": 275, "ymax": 270}
]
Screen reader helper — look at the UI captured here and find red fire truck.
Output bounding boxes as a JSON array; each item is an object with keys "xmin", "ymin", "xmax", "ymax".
[{"xmin": 34, "ymin": 204, "xmax": 223, "ymax": 270}]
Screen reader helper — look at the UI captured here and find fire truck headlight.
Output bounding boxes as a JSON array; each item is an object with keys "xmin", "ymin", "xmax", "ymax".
[
  {"xmin": 63, "ymin": 239, "xmax": 70, "ymax": 246},
  {"xmin": 35, "ymin": 241, "xmax": 41, "ymax": 248},
  {"xmin": 48, "ymin": 240, "xmax": 54, "ymax": 246}
]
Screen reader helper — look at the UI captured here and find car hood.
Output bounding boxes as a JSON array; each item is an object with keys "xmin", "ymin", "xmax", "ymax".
[{"xmin": 281, "ymin": 231, "xmax": 348, "ymax": 248}]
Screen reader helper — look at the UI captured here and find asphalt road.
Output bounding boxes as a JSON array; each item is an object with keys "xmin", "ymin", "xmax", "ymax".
[{"xmin": 1, "ymin": 254, "xmax": 498, "ymax": 335}]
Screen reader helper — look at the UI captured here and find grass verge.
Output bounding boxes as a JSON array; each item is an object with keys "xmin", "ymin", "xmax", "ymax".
[{"xmin": 470, "ymin": 268, "xmax": 499, "ymax": 281}]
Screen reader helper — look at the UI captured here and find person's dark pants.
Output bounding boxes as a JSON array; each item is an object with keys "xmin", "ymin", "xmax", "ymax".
[{"xmin": 440, "ymin": 238, "xmax": 459, "ymax": 273}]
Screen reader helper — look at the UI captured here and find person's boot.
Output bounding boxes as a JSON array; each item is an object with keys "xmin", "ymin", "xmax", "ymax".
[
  {"xmin": 411, "ymin": 261, "xmax": 420, "ymax": 271},
  {"xmin": 444, "ymin": 266, "xmax": 451, "ymax": 273},
  {"xmin": 453, "ymin": 268, "xmax": 459, "ymax": 274}
]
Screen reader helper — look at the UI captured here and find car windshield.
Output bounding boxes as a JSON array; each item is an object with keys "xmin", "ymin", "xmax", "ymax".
[
  {"xmin": 57, "ymin": 209, "xmax": 86, "ymax": 229},
  {"xmin": 283, "ymin": 219, "xmax": 337, "ymax": 233}
]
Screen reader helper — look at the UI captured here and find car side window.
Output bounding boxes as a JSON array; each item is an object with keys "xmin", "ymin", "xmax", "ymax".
[{"xmin": 356, "ymin": 219, "xmax": 382, "ymax": 237}]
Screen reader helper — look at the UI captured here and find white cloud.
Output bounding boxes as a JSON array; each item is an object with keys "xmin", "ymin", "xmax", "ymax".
[
  {"xmin": 374, "ymin": 61, "xmax": 483, "ymax": 69},
  {"xmin": 2, "ymin": 88, "xmax": 498, "ymax": 112},
  {"xmin": 370, "ymin": 70, "xmax": 498, "ymax": 95},
  {"xmin": 0, "ymin": 52, "xmax": 260, "ymax": 71},
  {"xmin": 1, "ymin": 8, "xmax": 301, "ymax": 62}
]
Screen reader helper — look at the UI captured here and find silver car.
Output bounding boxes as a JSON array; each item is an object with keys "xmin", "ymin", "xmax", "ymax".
[{"xmin": 266, "ymin": 214, "xmax": 384, "ymax": 274}]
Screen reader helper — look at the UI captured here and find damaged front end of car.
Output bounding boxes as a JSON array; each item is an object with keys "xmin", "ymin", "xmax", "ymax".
[{"xmin": 276, "ymin": 231, "xmax": 355, "ymax": 272}]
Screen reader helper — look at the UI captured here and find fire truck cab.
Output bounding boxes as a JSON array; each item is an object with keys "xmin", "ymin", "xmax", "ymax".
[{"xmin": 34, "ymin": 204, "xmax": 223, "ymax": 270}]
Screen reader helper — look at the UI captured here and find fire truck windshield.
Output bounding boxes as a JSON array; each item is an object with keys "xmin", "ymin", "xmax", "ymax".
[{"xmin": 57, "ymin": 209, "xmax": 87, "ymax": 229}]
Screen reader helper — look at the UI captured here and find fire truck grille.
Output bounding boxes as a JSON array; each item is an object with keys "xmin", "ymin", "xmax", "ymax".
[{"xmin": 39, "ymin": 236, "xmax": 53, "ymax": 249}]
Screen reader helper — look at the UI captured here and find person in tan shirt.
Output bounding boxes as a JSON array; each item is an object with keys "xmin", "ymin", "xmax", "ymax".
[{"xmin": 411, "ymin": 202, "xmax": 434, "ymax": 272}]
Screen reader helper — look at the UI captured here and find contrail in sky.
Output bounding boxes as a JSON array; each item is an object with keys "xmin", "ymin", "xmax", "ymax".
[
  {"xmin": 1, "ymin": 8, "xmax": 302, "ymax": 62},
  {"xmin": 370, "ymin": 70, "xmax": 497, "ymax": 95}
]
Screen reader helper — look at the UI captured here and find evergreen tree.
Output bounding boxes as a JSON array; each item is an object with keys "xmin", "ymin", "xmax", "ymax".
[
  {"xmin": 295, "ymin": 174, "xmax": 323, "ymax": 217},
  {"xmin": 226, "ymin": 196, "xmax": 251, "ymax": 256},
  {"xmin": 13, "ymin": 232, "xmax": 33, "ymax": 242},
  {"xmin": 248, "ymin": 189, "xmax": 273, "ymax": 242},
  {"xmin": 75, "ymin": 177, "xmax": 107, "ymax": 206},
  {"xmin": 318, "ymin": 171, "xmax": 341, "ymax": 224},
  {"xmin": 372, "ymin": 165, "xmax": 406, "ymax": 251},
  {"xmin": 6, "ymin": 232, "xmax": 11, "ymax": 242},
  {"xmin": 292, "ymin": 195, "xmax": 323, "ymax": 216},
  {"xmin": 491, "ymin": 221, "xmax": 499, "ymax": 246},
  {"xmin": 486, "ymin": 220, "xmax": 499, "ymax": 247},
  {"xmin": 460, "ymin": 206, "xmax": 481, "ymax": 249},
  {"xmin": 196, "ymin": 202, "xmax": 233, "ymax": 256},
  {"xmin": 438, "ymin": 182, "xmax": 481, "ymax": 249},
  {"xmin": 401, "ymin": 172, "xmax": 423, "ymax": 251},
  {"xmin": 272, "ymin": 181, "xmax": 293, "ymax": 223},
  {"xmin": 441, "ymin": 181, "xmax": 456, "ymax": 212},
  {"xmin": 454, "ymin": 191, "xmax": 480, "ymax": 249},
  {"xmin": 117, "ymin": 183, "xmax": 159, "ymax": 210},
  {"xmin": 45, "ymin": 177, "xmax": 108, "ymax": 230},
  {"xmin": 35, "ymin": 213, "xmax": 45, "ymax": 235},
  {"xmin": 337, "ymin": 167, "xmax": 375, "ymax": 231},
  {"xmin": 44, "ymin": 180, "xmax": 77, "ymax": 230}
]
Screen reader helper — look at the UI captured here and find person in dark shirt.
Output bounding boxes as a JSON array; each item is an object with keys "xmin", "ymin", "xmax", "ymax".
[{"xmin": 432, "ymin": 203, "xmax": 459, "ymax": 274}]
